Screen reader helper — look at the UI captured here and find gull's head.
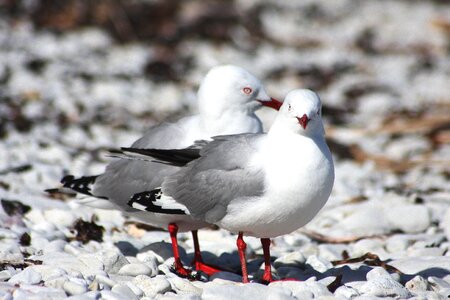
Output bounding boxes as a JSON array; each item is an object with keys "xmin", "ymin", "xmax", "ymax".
[
  {"xmin": 198, "ymin": 65, "xmax": 281, "ymax": 116},
  {"xmin": 278, "ymin": 89, "xmax": 324, "ymax": 136}
]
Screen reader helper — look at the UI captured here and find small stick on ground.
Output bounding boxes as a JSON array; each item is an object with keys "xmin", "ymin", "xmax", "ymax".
[{"xmin": 332, "ymin": 252, "xmax": 402, "ymax": 274}]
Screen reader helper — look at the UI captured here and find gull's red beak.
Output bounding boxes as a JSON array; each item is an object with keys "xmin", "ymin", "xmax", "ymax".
[
  {"xmin": 297, "ymin": 114, "xmax": 309, "ymax": 129},
  {"xmin": 257, "ymin": 98, "xmax": 283, "ymax": 111}
]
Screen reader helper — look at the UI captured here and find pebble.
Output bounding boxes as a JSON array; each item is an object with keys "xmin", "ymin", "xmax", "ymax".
[
  {"xmin": 63, "ymin": 278, "xmax": 88, "ymax": 295},
  {"xmin": 111, "ymin": 284, "xmax": 139, "ymax": 300},
  {"xmin": 95, "ymin": 274, "xmax": 117, "ymax": 288},
  {"xmin": 428, "ymin": 276, "xmax": 450, "ymax": 290},
  {"xmin": 270, "ymin": 280, "xmax": 333, "ymax": 299},
  {"xmin": 100, "ymin": 290, "xmax": 125, "ymax": 300},
  {"xmin": 94, "ymin": 250, "xmax": 129, "ymax": 274},
  {"xmin": 32, "ymin": 265, "xmax": 67, "ymax": 282},
  {"xmin": 334, "ymin": 285, "xmax": 360, "ymax": 298},
  {"xmin": 0, "ymin": 270, "xmax": 16, "ymax": 281},
  {"xmin": 305, "ymin": 255, "xmax": 333, "ymax": 273},
  {"xmin": 405, "ymin": 275, "xmax": 429, "ymax": 293},
  {"xmin": 0, "ymin": 250, "xmax": 24, "ymax": 262},
  {"xmin": 8, "ymin": 267, "xmax": 42, "ymax": 285},
  {"xmin": 125, "ymin": 281, "xmax": 144, "ymax": 298},
  {"xmin": 167, "ymin": 276, "xmax": 202, "ymax": 295},
  {"xmin": 202, "ymin": 282, "xmax": 294, "ymax": 300},
  {"xmin": 273, "ymin": 251, "xmax": 306, "ymax": 268},
  {"xmin": 118, "ymin": 263, "xmax": 153, "ymax": 276},
  {"xmin": 210, "ymin": 271, "xmax": 243, "ymax": 283},
  {"xmin": 390, "ymin": 257, "xmax": 450, "ymax": 278},
  {"xmin": 136, "ymin": 250, "xmax": 161, "ymax": 273},
  {"xmin": 140, "ymin": 242, "xmax": 187, "ymax": 261},
  {"xmin": 68, "ymin": 291, "xmax": 101, "ymax": 299},
  {"xmin": 44, "ymin": 209, "xmax": 77, "ymax": 228},
  {"xmin": 133, "ymin": 275, "xmax": 172, "ymax": 297},
  {"xmin": 386, "ymin": 205, "xmax": 431, "ymax": 233},
  {"xmin": 358, "ymin": 268, "xmax": 410, "ymax": 298}
]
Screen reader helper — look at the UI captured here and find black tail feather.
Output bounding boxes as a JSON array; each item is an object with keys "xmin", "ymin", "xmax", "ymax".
[{"xmin": 61, "ymin": 175, "xmax": 98, "ymax": 196}]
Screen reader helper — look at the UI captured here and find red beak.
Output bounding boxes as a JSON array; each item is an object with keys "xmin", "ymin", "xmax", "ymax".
[
  {"xmin": 297, "ymin": 114, "xmax": 309, "ymax": 129},
  {"xmin": 257, "ymin": 98, "xmax": 283, "ymax": 111}
]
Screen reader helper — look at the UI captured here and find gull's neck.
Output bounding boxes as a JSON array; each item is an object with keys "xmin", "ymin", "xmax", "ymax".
[
  {"xmin": 268, "ymin": 115, "xmax": 325, "ymax": 143},
  {"xmin": 200, "ymin": 103, "xmax": 262, "ymax": 136}
]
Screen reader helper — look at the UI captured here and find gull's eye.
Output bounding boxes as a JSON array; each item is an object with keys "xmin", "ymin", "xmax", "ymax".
[
  {"xmin": 288, "ymin": 104, "xmax": 292, "ymax": 111},
  {"xmin": 242, "ymin": 87, "xmax": 253, "ymax": 95}
]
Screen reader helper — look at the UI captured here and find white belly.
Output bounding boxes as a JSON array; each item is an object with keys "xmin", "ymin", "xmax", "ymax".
[{"xmin": 217, "ymin": 135, "xmax": 334, "ymax": 238}]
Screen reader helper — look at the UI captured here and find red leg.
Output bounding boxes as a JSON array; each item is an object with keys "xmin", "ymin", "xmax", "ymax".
[
  {"xmin": 237, "ymin": 232, "xmax": 249, "ymax": 283},
  {"xmin": 261, "ymin": 238, "xmax": 273, "ymax": 283},
  {"xmin": 191, "ymin": 230, "xmax": 223, "ymax": 276},
  {"xmin": 168, "ymin": 223, "xmax": 191, "ymax": 278}
]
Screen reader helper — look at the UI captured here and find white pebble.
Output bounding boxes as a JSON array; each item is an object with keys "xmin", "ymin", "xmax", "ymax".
[
  {"xmin": 203, "ymin": 282, "xmax": 293, "ymax": 300},
  {"xmin": 274, "ymin": 251, "xmax": 306, "ymax": 268},
  {"xmin": 8, "ymin": 267, "xmax": 42, "ymax": 285},
  {"xmin": 167, "ymin": 276, "xmax": 202, "ymax": 295},
  {"xmin": 63, "ymin": 278, "xmax": 88, "ymax": 295},
  {"xmin": 334, "ymin": 285, "xmax": 360, "ymax": 298},
  {"xmin": 95, "ymin": 250, "xmax": 129, "ymax": 273},
  {"xmin": 305, "ymin": 255, "xmax": 332, "ymax": 273},
  {"xmin": 359, "ymin": 275, "xmax": 410, "ymax": 298},
  {"xmin": 111, "ymin": 284, "xmax": 139, "ymax": 300},
  {"xmin": 44, "ymin": 209, "xmax": 76, "ymax": 228},
  {"xmin": 95, "ymin": 274, "xmax": 117, "ymax": 288},
  {"xmin": 133, "ymin": 275, "xmax": 172, "ymax": 297},
  {"xmin": 405, "ymin": 275, "xmax": 429, "ymax": 292},
  {"xmin": 118, "ymin": 263, "xmax": 153, "ymax": 276},
  {"xmin": 386, "ymin": 205, "xmax": 431, "ymax": 233}
]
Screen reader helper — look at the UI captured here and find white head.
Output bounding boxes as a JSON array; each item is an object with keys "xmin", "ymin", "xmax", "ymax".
[
  {"xmin": 274, "ymin": 89, "xmax": 325, "ymax": 136},
  {"xmin": 197, "ymin": 65, "xmax": 281, "ymax": 118}
]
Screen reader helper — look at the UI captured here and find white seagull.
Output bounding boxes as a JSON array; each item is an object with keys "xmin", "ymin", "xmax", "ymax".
[
  {"xmin": 122, "ymin": 89, "xmax": 335, "ymax": 283},
  {"xmin": 55, "ymin": 65, "xmax": 282, "ymax": 278}
]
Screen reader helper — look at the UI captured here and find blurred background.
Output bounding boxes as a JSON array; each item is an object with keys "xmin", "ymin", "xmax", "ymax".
[{"xmin": 0, "ymin": 0, "xmax": 449, "ymax": 230}]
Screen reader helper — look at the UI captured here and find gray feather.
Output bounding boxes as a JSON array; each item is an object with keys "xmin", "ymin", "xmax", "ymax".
[
  {"xmin": 92, "ymin": 117, "xmax": 199, "ymax": 212},
  {"xmin": 162, "ymin": 133, "xmax": 266, "ymax": 223}
]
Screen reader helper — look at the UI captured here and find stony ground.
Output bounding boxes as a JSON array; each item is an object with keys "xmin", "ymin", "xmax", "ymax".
[{"xmin": 0, "ymin": 0, "xmax": 450, "ymax": 299}]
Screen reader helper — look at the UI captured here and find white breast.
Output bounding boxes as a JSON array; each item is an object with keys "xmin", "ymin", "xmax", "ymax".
[{"xmin": 220, "ymin": 134, "xmax": 334, "ymax": 238}]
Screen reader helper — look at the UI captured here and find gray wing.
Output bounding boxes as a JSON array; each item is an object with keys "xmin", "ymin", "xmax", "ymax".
[
  {"xmin": 162, "ymin": 133, "xmax": 266, "ymax": 223},
  {"xmin": 92, "ymin": 116, "xmax": 199, "ymax": 212}
]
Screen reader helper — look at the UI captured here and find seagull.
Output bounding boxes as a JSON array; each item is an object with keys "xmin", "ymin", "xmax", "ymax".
[
  {"xmin": 54, "ymin": 65, "xmax": 282, "ymax": 278},
  {"xmin": 120, "ymin": 89, "xmax": 335, "ymax": 283}
]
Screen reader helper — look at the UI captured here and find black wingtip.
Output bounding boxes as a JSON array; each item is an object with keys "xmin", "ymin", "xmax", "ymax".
[{"xmin": 128, "ymin": 190, "xmax": 186, "ymax": 215}]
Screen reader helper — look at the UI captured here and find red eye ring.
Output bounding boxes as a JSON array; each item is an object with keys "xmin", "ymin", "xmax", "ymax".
[{"xmin": 243, "ymin": 87, "xmax": 253, "ymax": 95}]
